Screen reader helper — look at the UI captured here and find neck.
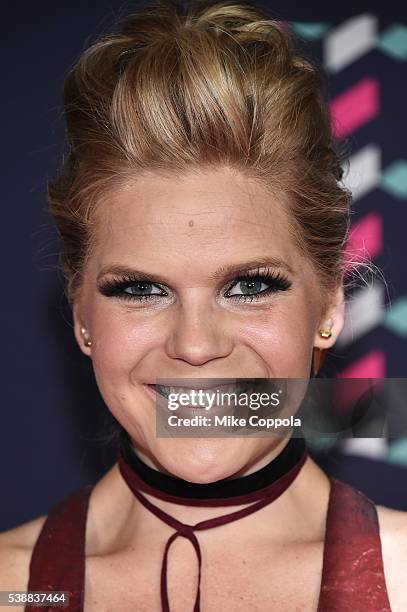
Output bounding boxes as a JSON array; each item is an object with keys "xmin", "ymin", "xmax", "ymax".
[
  {"xmin": 118, "ymin": 429, "xmax": 307, "ymax": 503},
  {"xmin": 109, "ymin": 456, "xmax": 328, "ymax": 549},
  {"xmin": 90, "ymin": 450, "xmax": 330, "ymax": 559},
  {"xmin": 113, "ymin": 429, "xmax": 325, "ymax": 531},
  {"xmin": 108, "ymin": 432, "xmax": 329, "ymax": 612}
]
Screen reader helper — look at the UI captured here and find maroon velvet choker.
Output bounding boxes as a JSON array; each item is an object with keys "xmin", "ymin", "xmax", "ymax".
[{"xmin": 117, "ymin": 433, "xmax": 308, "ymax": 612}]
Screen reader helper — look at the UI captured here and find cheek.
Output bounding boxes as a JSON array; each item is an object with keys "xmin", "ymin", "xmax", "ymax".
[
  {"xmin": 238, "ymin": 307, "xmax": 314, "ymax": 376},
  {"xmin": 89, "ymin": 306, "xmax": 157, "ymax": 378},
  {"xmin": 87, "ymin": 307, "xmax": 159, "ymax": 428}
]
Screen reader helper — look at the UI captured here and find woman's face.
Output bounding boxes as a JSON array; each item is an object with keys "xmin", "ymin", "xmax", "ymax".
[{"xmin": 73, "ymin": 167, "xmax": 344, "ymax": 481}]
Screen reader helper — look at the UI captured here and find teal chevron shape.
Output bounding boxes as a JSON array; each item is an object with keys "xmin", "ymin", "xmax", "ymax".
[
  {"xmin": 387, "ymin": 438, "xmax": 407, "ymax": 467},
  {"xmin": 377, "ymin": 23, "xmax": 407, "ymax": 60},
  {"xmin": 290, "ymin": 22, "xmax": 330, "ymax": 41},
  {"xmin": 304, "ymin": 436, "xmax": 338, "ymax": 451},
  {"xmin": 381, "ymin": 159, "xmax": 407, "ymax": 199},
  {"xmin": 383, "ymin": 297, "xmax": 407, "ymax": 336}
]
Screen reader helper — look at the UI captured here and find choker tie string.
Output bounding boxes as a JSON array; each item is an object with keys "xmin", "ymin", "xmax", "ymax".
[{"xmin": 117, "ymin": 433, "xmax": 307, "ymax": 612}]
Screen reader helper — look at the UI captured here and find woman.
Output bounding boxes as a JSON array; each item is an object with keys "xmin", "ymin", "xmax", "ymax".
[{"xmin": 1, "ymin": 0, "xmax": 407, "ymax": 610}]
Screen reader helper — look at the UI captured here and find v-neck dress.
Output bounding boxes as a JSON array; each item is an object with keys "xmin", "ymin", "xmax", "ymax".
[{"xmin": 24, "ymin": 477, "xmax": 392, "ymax": 611}]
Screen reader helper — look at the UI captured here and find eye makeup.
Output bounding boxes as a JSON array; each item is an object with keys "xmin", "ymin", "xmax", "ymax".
[{"xmin": 97, "ymin": 266, "xmax": 292, "ymax": 304}]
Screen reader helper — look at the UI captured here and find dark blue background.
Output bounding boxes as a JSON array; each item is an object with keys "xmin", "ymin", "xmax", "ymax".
[{"xmin": 1, "ymin": 0, "xmax": 406, "ymax": 531}]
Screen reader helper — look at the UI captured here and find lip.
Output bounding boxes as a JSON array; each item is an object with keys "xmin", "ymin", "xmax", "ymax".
[
  {"xmin": 143, "ymin": 383, "xmax": 247, "ymax": 428},
  {"xmin": 144, "ymin": 383, "xmax": 161, "ymax": 401},
  {"xmin": 142, "ymin": 380, "xmax": 289, "ymax": 436},
  {"xmin": 144, "ymin": 383, "xmax": 162, "ymax": 401},
  {"xmin": 147, "ymin": 379, "xmax": 250, "ymax": 390},
  {"xmin": 145, "ymin": 381, "xmax": 253, "ymax": 398},
  {"xmin": 143, "ymin": 381, "xmax": 258, "ymax": 414}
]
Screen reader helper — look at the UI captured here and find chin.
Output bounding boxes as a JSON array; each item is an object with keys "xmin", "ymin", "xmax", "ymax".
[{"xmin": 153, "ymin": 437, "xmax": 249, "ymax": 484}]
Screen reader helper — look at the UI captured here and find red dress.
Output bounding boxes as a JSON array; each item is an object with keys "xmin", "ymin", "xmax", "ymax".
[{"xmin": 25, "ymin": 477, "xmax": 391, "ymax": 611}]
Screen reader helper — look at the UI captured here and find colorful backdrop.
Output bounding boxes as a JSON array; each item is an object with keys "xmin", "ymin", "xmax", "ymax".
[{"xmin": 1, "ymin": 0, "xmax": 406, "ymax": 531}]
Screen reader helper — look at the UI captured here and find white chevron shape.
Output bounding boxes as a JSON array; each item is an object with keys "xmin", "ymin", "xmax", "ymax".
[
  {"xmin": 342, "ymin": 144, "xmax": 381, "ymax": 202},
  {"xmin": 340, "ymin": 437, "xmax": 388, "ymax": 460},
  {"xmin": 324, "ymin": 14, "xmax": 378, "ymax": 73},
  {"xmin": 337, "ymin": 282, "xmax": 384, "ymax": 347}
]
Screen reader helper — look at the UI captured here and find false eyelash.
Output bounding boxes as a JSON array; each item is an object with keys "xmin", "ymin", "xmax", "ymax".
[
  {"xmin": 97, "ymin": 267, "xmax": 292, "ymax": 303},
  {"xmin": 224, "ymin": 267, "xmax": 292, "ymax": 302},
  {"xmin": 98, "ymin": 274, "xmax": 168, "ymax": 301}
]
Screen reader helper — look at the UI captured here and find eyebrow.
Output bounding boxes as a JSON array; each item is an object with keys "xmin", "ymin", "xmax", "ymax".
[{"xmin": 97, "ymin": 257, "xmax": 295, "ymax": 284}]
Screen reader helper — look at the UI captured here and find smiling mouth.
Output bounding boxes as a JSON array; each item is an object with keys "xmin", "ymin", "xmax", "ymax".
[{"xmin": 147, "ymin": 381, "xmax": 254, "ymax": 401}]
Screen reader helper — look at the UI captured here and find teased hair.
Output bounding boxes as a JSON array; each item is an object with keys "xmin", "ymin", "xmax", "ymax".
[{"xmin": 49, "ymin": 0, "xmax": 369, "ymax": 312}]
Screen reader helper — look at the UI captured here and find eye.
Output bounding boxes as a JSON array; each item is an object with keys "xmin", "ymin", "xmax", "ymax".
[
  {"xmin": 98, "ymin": 277, "xmax": 168, "ymax": 302},
  {"xmin": 97, "ymin": 267, "xmax": 292, "ymax": 304},
  {"xmin": 227, "ymin": 278, "xmax": 269, "ymax": 296},
  {"xmin": 224, "ymin": 270, "xmax": 292, "ymax": 303},
  {"xmin": 123, "ymin": 281, "xmax": 163, "ymax": 298}
]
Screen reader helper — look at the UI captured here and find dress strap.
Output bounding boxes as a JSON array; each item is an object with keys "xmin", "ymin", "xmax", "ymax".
[
  {"xmin": 25, "ymin": 484, "xmax": 93, "ymax": 612},
  {"xmin": 318, "ymin": 477, "xmax": 391, "ymax": 611}
]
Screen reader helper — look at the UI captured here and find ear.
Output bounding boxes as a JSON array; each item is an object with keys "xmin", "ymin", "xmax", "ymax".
[
  {"xmin": 314, "ymin": 284, "xmax": 345, "ymax": 350},
  {"xmin": 72, "ymin": 297, "xmax": 92, "ymax": 357}
]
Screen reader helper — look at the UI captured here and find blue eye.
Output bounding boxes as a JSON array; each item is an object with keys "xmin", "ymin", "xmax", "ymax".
[
  {"xmin": 227, "ymin": 278, "xmax": 270, "ymax": 298},
  {"xmin": 225, "ymin": 272, "xmax": 292, "ymax": 302},
  {"xmin": 98, "ymin": 278, "xmax": 167, "ymax": 302},
  {"xmin": 123, "ymin": 282, "xmax": 163, "ymax": 298},
  {"xmin": 97, "ymin": 268, "xmax": 292, "ymax": 303}
]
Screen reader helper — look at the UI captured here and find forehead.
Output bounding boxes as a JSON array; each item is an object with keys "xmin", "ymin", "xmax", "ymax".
[{"xmin": 91, "ymin": 167, "xmax": 310, "ymax": 277}]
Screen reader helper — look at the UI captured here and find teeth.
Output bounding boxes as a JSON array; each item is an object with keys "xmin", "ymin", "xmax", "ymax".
[{"xmin": 154, "ymin": 382, "xmax": 251, "ymax": 399}]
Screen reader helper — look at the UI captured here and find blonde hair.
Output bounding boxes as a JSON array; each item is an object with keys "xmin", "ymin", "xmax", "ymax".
[{"xmin": 49, "ymin": 0, "xmax": 356, "ymax": 311}]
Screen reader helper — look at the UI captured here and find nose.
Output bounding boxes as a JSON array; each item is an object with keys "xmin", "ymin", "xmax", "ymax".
[{"xmin": 164, "ymin": 297, "xmax": 233, "ymax": 366}]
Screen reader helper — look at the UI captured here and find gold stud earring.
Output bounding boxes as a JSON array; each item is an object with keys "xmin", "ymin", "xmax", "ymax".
[
  {"xmin": 80, "ymin": 327, "xmax": 92, "ymax": 348},
  {"xmin": 313, "ymin": 325, "xmax": 333, "ymax": 375},
  {"xmin": 318, "ymin": 328, "xmax": 333, "ymax": 339}
]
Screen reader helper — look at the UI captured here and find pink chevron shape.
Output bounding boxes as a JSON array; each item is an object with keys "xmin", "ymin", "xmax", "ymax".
[
  {"xmin": 344, "ymin": 212, "xmax": 383, "ymax": 271},
  {"xmin": 339, "ymin": 349, "xmax": 386, "ymax": 378},
  {"xmin": 333, "ymin": 350, "xmax": 386, "ymax": 414},
  {"xmin": 330, "ymin": 77, "xmax": 380, "ymax": 138}
]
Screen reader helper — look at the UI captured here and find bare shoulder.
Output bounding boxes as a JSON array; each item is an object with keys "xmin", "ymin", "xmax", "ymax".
[
  {"xmin": 0, "ymin": 515, "xmax": 47, "ymax": 590},
  {"xmin": 377, "ymin": 504, "xmax": 407, "ymax": 611}
]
